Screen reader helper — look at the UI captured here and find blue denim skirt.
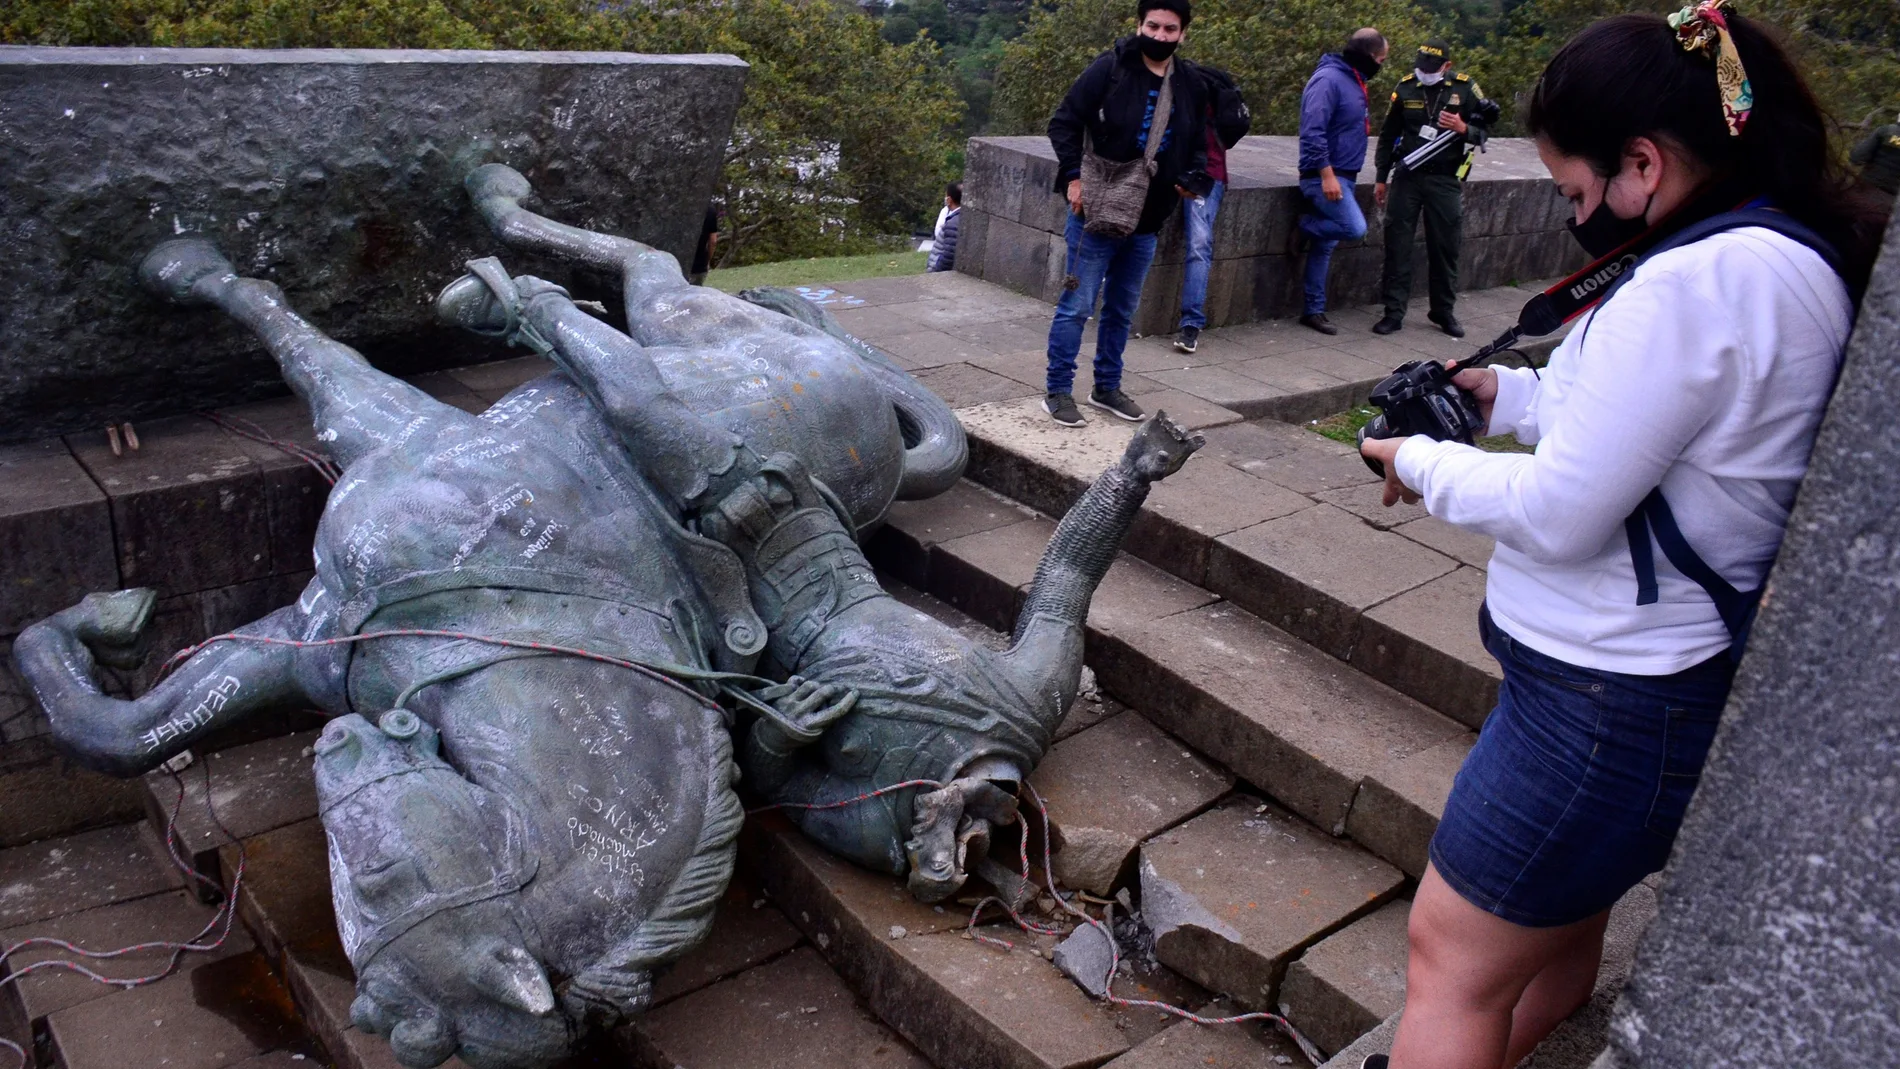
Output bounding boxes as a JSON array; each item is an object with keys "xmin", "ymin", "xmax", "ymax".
[{"xmin": 1429, "ymin": 604, "xmax": 1736, "ymax": 927}]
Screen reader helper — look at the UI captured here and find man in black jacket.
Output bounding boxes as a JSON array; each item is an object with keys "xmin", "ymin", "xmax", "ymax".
[{"xmin": 1041, "ymin": 0, "xmax": 1207, "ymax": 427}]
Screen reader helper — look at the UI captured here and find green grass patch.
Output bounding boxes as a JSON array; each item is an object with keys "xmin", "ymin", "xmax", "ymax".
[
  {"xmin": 1306, "ymin": 405, "xmax": 1534, "ymax": 454},
  {"xmin": 704, "ymin": 250, "xmax": 928, "ymax": 293}
]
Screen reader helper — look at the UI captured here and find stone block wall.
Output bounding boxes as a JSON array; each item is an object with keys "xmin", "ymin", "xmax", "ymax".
[
  {"xmin": 958, "ymin": 135, "xmax": 1585, "ymax": 335},
  {"xmin": 0, "ymin": 47, "xmax": 747, "ymax": 443}
]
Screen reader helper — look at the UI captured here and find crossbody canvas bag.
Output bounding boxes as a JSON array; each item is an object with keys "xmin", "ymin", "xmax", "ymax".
[{"xmin": 1079, "ymin": 60, "xmax": 1173, "ymax": 239}]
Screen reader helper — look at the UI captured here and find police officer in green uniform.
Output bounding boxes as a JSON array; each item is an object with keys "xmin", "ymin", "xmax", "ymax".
[
  {"xmin": 1849, "ymin": 111, "xmax": 1900, "ymax": 196},
  {"xmin": 1371, "ymin": 40, "xmax": 1490, "ymax": 337}
]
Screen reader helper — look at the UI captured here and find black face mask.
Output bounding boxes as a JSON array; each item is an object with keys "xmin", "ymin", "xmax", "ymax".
[
  {"xmin": 1342, "ymin": 49, "xmax": 1382, "ymax": 80},
  {"xmin": 1567, "ymin": 182, "xmax": 1653, "ymax": 258},
  {"xmin": 1137, "ymin": 34, "xmax": 1178, "ymax": 61}
]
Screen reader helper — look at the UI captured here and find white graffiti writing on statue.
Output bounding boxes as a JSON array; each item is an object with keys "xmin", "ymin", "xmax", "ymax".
[{"xmin": 140, "ymin": 674, "xmax": 242, "ymax": 751}]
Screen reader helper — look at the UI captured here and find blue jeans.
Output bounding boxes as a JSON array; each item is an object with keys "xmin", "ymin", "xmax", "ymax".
[
  {"xmin": 1045, "ymin": 211, "xmax": 1158, "ymax": 396},
  {"xmin": 1430, "ymin": 604, "xmax": 1735, "ymax": 927},
  {"xmin": 1178, "ymin": 180, "xmax": 1225, "ymax": 331},
  {"xmin": 1297, "ymin": 175, "xmax": 1367, "ymax": 316}
]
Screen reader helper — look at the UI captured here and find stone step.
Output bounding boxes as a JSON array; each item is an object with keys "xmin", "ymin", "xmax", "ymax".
[
  {"xmin": 0, "ymin": 822, "xmax": 185, "ymax": 932},
  {"xmin": 1277, "ymin": 900, "xmax": 1410, "ymax": 1058},
  {"xmin": 141, "ymin": 731, "xmax": 322, "ymax": 897},
  {"xmin": 1101, "ymin": 1004, "xmax": 1306, "ymax": 1068},
  {"xmin": 624, "ymin": 947, "xmax": 934, "ymax": 1069},
  {"xmin": 1139, "ymin": 798, "xmax": 1404, "ymax": 1014},
  {"xmin": 741, "ymin": 811, "xmax": 1198, "ymax": 1069},
  {"xmin": 867, "ymin": 483, "xmax": 1475, "ymax": 878},
  {"xmin": 938, "ymin": 399, "xmax": 1500, "ymax": 730},
  {"xmin": 42, "ymin": 948, "xmax": 318, "ymax": 1069},
  {"xmin": 0, "ymin": 888, "xmax": 256, "ymax": 1059}
]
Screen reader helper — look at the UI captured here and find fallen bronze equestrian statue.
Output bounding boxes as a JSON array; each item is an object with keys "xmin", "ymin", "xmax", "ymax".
[{"xmin": 11, "ymin": 164, "xmax": 1204, "ymax": 1068}]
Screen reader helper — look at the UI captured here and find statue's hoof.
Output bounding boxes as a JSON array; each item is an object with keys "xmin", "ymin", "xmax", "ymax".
[
  {"xmin": 1126, "ymin": 411, "xmax": 1206, "ymax": 481},
  {"xmin": 139, "ymin": 239, "xmax": 234, "ymax": 306},
  {"xmin": 434, "ymin": 272, "xmax": 509, "ymax": 335},
  {"xmin": 76, "ymin": 589, "xmax": 157, "ymax": 646},
  {"xmin": 465, "ymin": 162, "xmax": 532, "ymax": 204}
]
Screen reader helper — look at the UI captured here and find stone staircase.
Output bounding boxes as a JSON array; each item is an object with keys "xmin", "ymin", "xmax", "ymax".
[{"xmin": 0, "ymin": 270, "xmax": 1652, "ymax": 1069}]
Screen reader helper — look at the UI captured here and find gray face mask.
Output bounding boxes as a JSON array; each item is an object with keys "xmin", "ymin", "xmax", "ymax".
[{"xmin": 1415, "ymin": 68, "xmax": 1445, "ymax": 85}]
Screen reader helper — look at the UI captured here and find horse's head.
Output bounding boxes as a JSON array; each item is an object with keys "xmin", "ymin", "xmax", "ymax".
[{"xmin": 313, "ymin": 711, "xmax": 572, "ymax": 1068}]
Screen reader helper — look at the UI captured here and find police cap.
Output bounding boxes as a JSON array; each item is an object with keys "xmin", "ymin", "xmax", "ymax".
[{"xmin": 1416, "ymin": 39, "xmax": 1451, "ymax": 73}]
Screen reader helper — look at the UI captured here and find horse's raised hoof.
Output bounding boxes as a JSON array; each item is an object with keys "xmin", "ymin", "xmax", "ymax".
[{"xmin": 138, "ymin": 239, "xmax": 235, "ymax": 307}]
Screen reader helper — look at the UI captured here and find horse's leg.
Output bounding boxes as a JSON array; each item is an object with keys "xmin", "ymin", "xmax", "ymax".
[
  {"xmin": 435, "ymin": 260, "xmax": 757, "ymax": 513},
  {"xmin": 11, "ymin": 584, "xmax": 335, "ymax": 776},
  {"xmin": 140, "ymin": 239, "xmax": 457, "ymax": 468},
  {"xmin": 463, "ymin": 163, "xmax": 690, "ymax": 315}
]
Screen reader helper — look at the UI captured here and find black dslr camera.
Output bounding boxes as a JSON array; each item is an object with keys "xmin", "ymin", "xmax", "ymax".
[{"xmin": 1356, "ymin": 360, "xmax": 1486, "ymax": 476}]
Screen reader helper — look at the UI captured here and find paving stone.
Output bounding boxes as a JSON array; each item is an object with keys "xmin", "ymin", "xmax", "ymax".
[
  {"xmin": 67, "ymin": 415, "xmax": 274, "ymax": 599},
  {"xmin": 1195, "ymin": 421, "xmax": 1301, "ymax": 467},
  {"xmin": 1128, "ymin": 390, "xmax": 1245, "ymax": 431},
  {"xmin": 1354, "ymin": 568, "xmax": 1498, "ymax": 728},
  {"xmin": 864, "ymin": 479, "xmax": 1037, "ymax": 590},
  {"xmin": 1316, "ymin": 1009, "xmax": 1401, "ymax": 1069},
  {"xmin": 443, "ymin": 354, "xmax": 554, "ymax": 403},
  {"xmin": 1130, "ymin": 454, "xmax": 1312, "ymax": 586},
  {"xmin": 1344, "ymin": 733, "xmax": 1475, "ymax": 879},
  {"xmin": 872, "ymin": 930, "xmax": 1135, "ymax": 1069},
  {"xmin": 230, "ymin": 1052, "xmax": 324, "ymax": 1068},
  {"xmin": 1222, "ymin": 427, "xmax": 1380, "ymax": 498},
  {"xmin": 1095, "ymin": 604, "xmax": 1464, "ymax": 834},
  {"xmin": 0, "ymin": 822, "xmax": 183, "ymax": 930},
  {"xmin": 805, "ymin": 274, "xmax": 936, "ymax": 309},
  {"xmin": 1027, "ymin": 713, "xmax": 1233, "ymax": 895},
  {"xmin": 742, "ymin": 812, "xmax": 970, "ymax": 946},
  {"xmin": 651, "ymin": 878, "xmax": 804, "ymax": 1006},
  {"xmin": 1278, "ymin": 900, "xmax": 1410, "ymax": 1056},
  {"xmin": 631, "ymin": 947, "xmax": 930, "ymax": 1069},
  {"xmin": 1208, "ymin": 505, "xmax": 1458, "ymax": 661},
  {"xmin": 832, "ymin": 303, "xmax": 943, "ymax": 342},
  {"xmin": 0, "ymin": 439, "xmax": 118, "ymax": 636},
  {"xmin": 930, "ymin": 518, "xmax": 1055, "ymax": 632},
  {"xmin": 939, "ymin": 315, "xmax": 1053, "ymax": 358},
  {"xmin": 1140, "ymin": 799, "xmax": 1404, "ymax": 1011},
  {"xmin": 1143, "ymin": 366, "xmax": 1291, "ymax": 420},
  {"xmin": 141, "ymin": 732, "xmax": 321, "ymax": 891},
  {"xmin": 1280, "ymin": 346, "xmax": 1400, "ymax": 385},
  {"xmin": 0, "ymin": 736, "xmax": 147, "ymax": 849},
  {"xmin": 44, "ymin": 948, "xmax": 311, "ymax": 1069},
  {"xmin": 1391, "ymin": 515, "xmax": 1495, "ymax": 570},
  {"xmin": 912, "ymin": 362, "xmax": 1039, "ymax": 409},
  {"xmin": 870, "ymin": 328, "xmax": 999, "ymax": 370},
  {"xmin": 216, "ymin": 820, "xmax": 335, "ymax": 971},
  {"xmin": 1312, "ymin": 483, "xmax": 1431, "ymax": 531},
  {"xmin": 1100, "ymin": 1003, "xmax": 1306, "ymax": 1068},
  {"xmin": 1227, "ymin": 355, "xmax": 1350, "ymax": 395},
  {"xmin": 1118, "ymin": 337, "xmax": 1227, "ymax": 374},
  {"xmin": 0, "ymin": 888, "xmax": 253, "ymax": 1026}
]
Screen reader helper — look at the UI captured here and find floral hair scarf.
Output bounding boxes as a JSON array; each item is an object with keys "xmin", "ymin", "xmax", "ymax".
[{"xmin": 1669, "ymin": 0, "xmax": 1754, "ymax": 136}]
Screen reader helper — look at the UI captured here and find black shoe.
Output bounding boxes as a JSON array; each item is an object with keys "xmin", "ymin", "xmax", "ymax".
[
  {"xmin": 1174, "ymin": 326, "xmax": 1200, "ymax": 354},
  {"xmin": 1044, "ymin": 392, "xmax": 1085, "ymax": 427},
  {"xmin": 1088, "ymin": 388, "xmax": 1146, "ymax": 422},
  {"xmin": 1299, "ymin": 313, "xmax": 1339, "ymax": 336},
  {"xmin": 1372, "ymin": 315, "xmax": 1403, "ymax": 335},
  {"xmin": 1361, "ymin": 1057, "xmax": 1389, "ymax": 1069},
  {"xmin": 1429, "ymin": 312, "xmax": 1466, "ymax": 338}
]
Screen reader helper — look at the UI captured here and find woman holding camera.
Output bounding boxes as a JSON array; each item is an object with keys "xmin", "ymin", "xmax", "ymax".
[{"xmin": 1356, "ymin": 6, "xmax": 1889, "ymax": 1067}]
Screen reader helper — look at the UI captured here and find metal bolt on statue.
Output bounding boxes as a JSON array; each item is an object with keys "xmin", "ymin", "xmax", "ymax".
[{"xmin": 11, "ymin": 163, "xmax": 1203, "ymax": 1069}]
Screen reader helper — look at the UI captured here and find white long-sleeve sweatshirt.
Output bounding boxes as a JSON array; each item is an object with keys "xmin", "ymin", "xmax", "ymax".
[{"xmin": 1394, "ymin": 227, "xmax": 1853, "ymax": 674}]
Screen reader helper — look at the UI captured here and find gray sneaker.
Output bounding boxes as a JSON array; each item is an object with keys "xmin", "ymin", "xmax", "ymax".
[
  {"xmin": 1174, "ymin": 326, "xmax": 1200, "ymax": 353},
  {"xmin": 1044, "ymin": 392, "xmax": 1085, "ymax": 426},
  {"xmin": 1088, "ymin": 388, "xmax": 1145, "ymax": 422}
]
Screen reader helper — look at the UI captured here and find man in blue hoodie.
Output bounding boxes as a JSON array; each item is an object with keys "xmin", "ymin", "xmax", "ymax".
[{"xmin": 1295, "ymin": 28, "xmax": 1386, "ymax": 335}]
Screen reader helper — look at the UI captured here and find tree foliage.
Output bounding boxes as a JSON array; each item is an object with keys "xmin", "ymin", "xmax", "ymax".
[
  {"xmin": 990, "ymin": 0, "xmax": 1897, "ymax": 153},
  {"xmin": 0, "ymin": 0, "xmax": 966, "ymax": 267}
]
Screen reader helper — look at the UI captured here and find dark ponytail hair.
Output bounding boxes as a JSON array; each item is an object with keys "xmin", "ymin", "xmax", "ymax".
[{"xmin": 1525, "ymin": 12, "xmax": 1890, "ymax": 295}]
